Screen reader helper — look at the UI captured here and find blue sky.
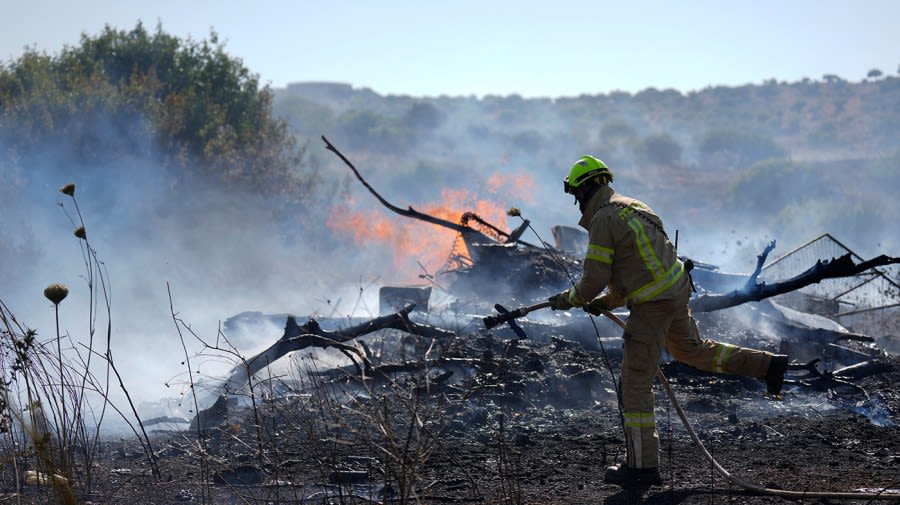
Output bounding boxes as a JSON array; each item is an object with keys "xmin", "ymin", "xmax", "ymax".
[
  {"xmin": 1, "ymin": 0, "xmax": 897, "ymax": 406},
  {"xmin": 2, "ymin": 0, "xmax": 897, "ymax": 98}
]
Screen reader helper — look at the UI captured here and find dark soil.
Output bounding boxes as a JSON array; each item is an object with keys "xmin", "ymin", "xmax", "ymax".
[{"xmin": 11, "ymin": 327, "xmax": 900, "ymax": 504}]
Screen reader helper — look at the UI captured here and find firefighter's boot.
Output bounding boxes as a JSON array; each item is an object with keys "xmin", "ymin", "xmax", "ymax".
[
  {"xmin": 765, "ymin": 354, "xmax": 789, "ymax": 395},
  {"xmin": 604, "ymin": 464, "xmax": 662, "ymax": 487}
]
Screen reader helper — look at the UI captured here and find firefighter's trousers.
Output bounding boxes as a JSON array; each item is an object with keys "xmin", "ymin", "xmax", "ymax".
[{"xmin": 620, "ymin": 290, "xmax": 774, "ymax": 469}]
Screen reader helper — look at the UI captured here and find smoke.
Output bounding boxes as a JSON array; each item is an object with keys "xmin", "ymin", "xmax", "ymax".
[
  {"xmin": 6, "ymin": 85, "xmax": 894, "ymax": 421},
  {"xmin": 0, "ymin": 121, "xmax": 388, "ymax": 412}
]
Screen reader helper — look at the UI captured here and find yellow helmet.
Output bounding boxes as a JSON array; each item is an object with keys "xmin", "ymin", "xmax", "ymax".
[{"xmin": 564, "ymin": 155, "xmax": 613, "ymax": 194}]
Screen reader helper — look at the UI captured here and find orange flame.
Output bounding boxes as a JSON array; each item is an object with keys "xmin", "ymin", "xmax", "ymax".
[{"xmin": 327, "ymin": 171, "xmax": 536, "ymax": 282}]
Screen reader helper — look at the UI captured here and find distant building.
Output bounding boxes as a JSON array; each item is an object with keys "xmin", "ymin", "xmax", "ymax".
[{"xmin": 284, "ymin": 81, "xmax": 355, "ymax": 100}]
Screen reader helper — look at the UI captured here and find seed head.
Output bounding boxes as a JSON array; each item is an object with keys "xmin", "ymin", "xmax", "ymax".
[
  {"xmin": 59, "ymin": 183, "xmax": 75, "ymax": 197},
  {"xmin": 507, "ymin": 207, "xmax": 521, "ymax": 217},
  {"xmin": 74, "ymin": 227, "xmax": 86, "ymax": 240},
  {"xmin": 44, "ymin": 284, "xmax": 69, "ymax": 305}
]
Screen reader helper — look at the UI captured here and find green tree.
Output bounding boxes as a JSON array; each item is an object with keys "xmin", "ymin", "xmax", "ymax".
[
  {"xmin": 336, "ymin": 109, "xmax": 385, "ymax": 148},
  {"xmin": 274, "ymin": 94, "xmax": 337, "ymax": 137},
  {"xmin": 634, "ymin": 133, "xmax": 682, "ymax": 166},
  {"xmin": 402, "ymin": 101, "xmax": 444, "ymax": 131},
  {"xmin": 0, "ymin": 22, "xmax": 311, "ymax": 196},
  {"xmin": 335, "ymin": 108, "xmax": 414, "ymax": 153}
]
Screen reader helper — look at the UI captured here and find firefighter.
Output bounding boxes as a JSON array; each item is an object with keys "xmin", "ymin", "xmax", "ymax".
[{"xmin": 548, "ymin": 155, "xmax": 789, "ymax": 488}]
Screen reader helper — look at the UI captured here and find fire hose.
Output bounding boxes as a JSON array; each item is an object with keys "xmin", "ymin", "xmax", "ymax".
[{"xmin": 484, "ymin": 305, "xmax": 900, "ymax": 500}]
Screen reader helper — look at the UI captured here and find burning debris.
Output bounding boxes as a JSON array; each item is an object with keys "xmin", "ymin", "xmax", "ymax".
[
  {"xmin": 180, "ymin": 141, "xmax": 899, "ymax": 434},
  {"xmin": 138, "ymin": 140, "xmax": 900, "ymax": 503}
]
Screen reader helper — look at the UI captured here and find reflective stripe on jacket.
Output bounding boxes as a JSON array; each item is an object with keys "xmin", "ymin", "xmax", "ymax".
[{"xmin": 567, "ymin": 186, "xmax": 686, "ymax": 307}]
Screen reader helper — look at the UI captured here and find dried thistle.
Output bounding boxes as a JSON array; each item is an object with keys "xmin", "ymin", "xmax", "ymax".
[
  {"xmin": 43, "ymin": 284, "xmax": 69, "ymax": 305},
  {"xmin": 74, "ymin": 227, "xmax": 86, "ymax": 240},
  {"xmin": 59, "ymin": 183, "xmax": 75, "ymax": 196},
  {"xmin": 507, "ymin": 207, "xmax": 521, "ymax": 217}
]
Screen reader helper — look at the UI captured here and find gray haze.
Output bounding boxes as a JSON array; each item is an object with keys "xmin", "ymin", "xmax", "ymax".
[{"xmin": 2, "ymin": 77, "xmax": 898, "ymax": 411}]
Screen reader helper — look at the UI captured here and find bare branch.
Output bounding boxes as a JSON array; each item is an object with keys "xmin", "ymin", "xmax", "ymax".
[{"xmin": 691, "ymin": 253, "xmax": 900, "ymax": 313}]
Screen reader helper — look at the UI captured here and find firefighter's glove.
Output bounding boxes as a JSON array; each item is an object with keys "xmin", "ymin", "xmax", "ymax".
[
  {"xmin": 548, "ymin": 291, "xmax": 573, "ymax": 311},
  {"xmin": 585, "ymin": 297, "xmax": 611, "ymax": 316}
]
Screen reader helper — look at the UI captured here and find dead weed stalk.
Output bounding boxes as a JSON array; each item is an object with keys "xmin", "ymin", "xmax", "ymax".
[{"xmin": 0, "ymin": 183, "xmax": 158, "ymax": 503}]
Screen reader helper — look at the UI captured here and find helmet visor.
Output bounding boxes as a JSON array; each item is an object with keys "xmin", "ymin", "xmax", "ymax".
[{"xmin": 565, "ymin": 169, "xmax": 602, "ymax": 193}]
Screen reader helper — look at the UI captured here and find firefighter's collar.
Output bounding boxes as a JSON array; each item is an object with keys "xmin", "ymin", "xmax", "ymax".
[{"xmin": 578, "ymin": 186, "xmax": 614, "ymax": 230}]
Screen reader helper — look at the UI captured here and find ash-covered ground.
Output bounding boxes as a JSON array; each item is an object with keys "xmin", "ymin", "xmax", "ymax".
[{"xmin": 12, "ymin": 298, "xmax": 899, "ymax": 505}]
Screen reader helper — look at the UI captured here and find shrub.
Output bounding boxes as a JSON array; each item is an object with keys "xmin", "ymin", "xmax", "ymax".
[
  {"xmin": 0, "ymin": 22, "xmax": 312, "ymax": 198},
  {"xmin": 698, "ymin": 129, "xmax": 788, "ymax": 170}
]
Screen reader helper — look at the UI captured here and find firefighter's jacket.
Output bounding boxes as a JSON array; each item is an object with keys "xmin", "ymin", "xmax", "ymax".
[{"xmin": 565, "ymin": 185, "xmax": 687, "ymax": 308}]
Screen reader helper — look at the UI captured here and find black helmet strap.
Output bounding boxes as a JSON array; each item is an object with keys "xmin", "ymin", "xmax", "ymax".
[{"xmin": 573, "ymin": 178, "xmax": 601, "ymax": 213}]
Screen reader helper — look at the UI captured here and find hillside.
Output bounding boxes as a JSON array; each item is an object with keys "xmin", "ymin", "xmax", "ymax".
[
  {"xmin": 273, "ymin": 77, "xmax": 899, "ymax": 269},
  {"xmin": 0, "ymin": 27, "xmax": 898, "ymax": 504},
  {"xmin": 273, "ymin": 77, "xmax": 900, "ymax": 161}
]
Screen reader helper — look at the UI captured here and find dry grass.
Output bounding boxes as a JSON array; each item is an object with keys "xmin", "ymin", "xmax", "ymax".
[{"xmin": 0, "ymin": 184, "xmax": 157, "ymax": 503}]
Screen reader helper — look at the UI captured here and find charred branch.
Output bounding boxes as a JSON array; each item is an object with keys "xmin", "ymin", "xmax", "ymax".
[
  {"xmin": 690, "ymin": 253, "xmax": 900, "ymax": 313},
  {"xmin": 322, "ymin": 136, "xmax": 495, "ymax": 244},
  {"xmin": 747, "ymin": 239, "xmax": 777, "ymax": 287},
  {"xmin": 225, "ymin": 304, "xmax": 455, "ymax": 392},
  {"xmin": 787, "ymin": 358, "xmax": 892, "ymax": 397},
  {"xmin": 310, "ymin": 357, "xmax": 481, "ymax": 382},
  {"xmin": 193, "ymin": 305, "xmax": 458, "ymax": 431},
  {"xmin": 322, "ymin": 136, "xmax": 536, "ymax": 249}
]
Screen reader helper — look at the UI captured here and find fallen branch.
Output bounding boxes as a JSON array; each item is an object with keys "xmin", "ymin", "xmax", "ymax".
[
  {"xmin": 690, "ymin": 253, "xmax": 900, "ymax": 313},
  {"xmin": 223, "ymin": 304, "xmax": 455, "ymax": 391},
  {"xmin": 191, "ymin": 304, "xmax": 459, "ymax": 430},
  {"xmin": 323, "ymin": 136, "xmax": 497, "ymax": 241},
  {"xmin": 322, "ymin": 135, "xmax": 534, "ymax": 247}
]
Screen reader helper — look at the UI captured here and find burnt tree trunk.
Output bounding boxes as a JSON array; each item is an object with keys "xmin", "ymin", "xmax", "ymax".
[
  {"xmin": 191, "ymin": 304, "xmax": 456, "ymax": 431},
  {"xmin": 690, "ymin": 252, "xmax": 899, "ymax": 313},
  {"xmin": 223, "ymin": 303, "xmax": 455, "ymax": 392}
]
